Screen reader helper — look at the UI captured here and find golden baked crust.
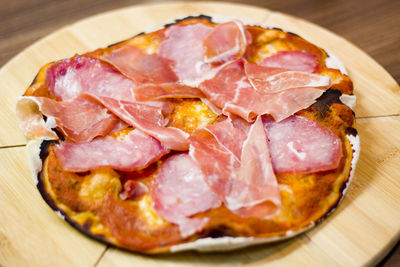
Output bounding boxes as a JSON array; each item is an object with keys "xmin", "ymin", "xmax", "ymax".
[{"xmin": 24, "ymin": 16, "xmax": 357, "ymax": 253}]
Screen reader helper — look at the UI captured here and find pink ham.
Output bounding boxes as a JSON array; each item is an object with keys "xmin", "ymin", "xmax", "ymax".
[
  {"xmin": 189, "ymin": 116, "xmax": 246, "ymax": 197},
  {"xmin": 39, "ymin": 95, "xmax": 117, "ymax": 142},
  {"xmin": 119, "ymin": 180, "xmax": 148, "ymax": 201},
  {"xmin": 203, "ymin": 20, "xmax": 250, "ymax": 63},
  {"xmin": 16, "ymin": 95, "xmax": 119, "ymax": 143},
  {"xmin": 200, "ymin": 60, "xmax": 325, "ymax": 122},
  {"xmin": 54, "ymin": 129, "xmax": 169, "ymax": 172},
  {"xmin": 91, "ymin": 95, "xmax": 189, "ymax": 151},
  {"xmin": 190, "ymin": 116, "xmax": 281, "ymax": 219},
  {"xmin": 99, "ymin": 45, "xmax": 178, "ymax": 84},
  {"xmin": 225, "ymin": 116, "xmax": 281, "ymax": 218},
  {"xmin": 264, "ymin": 115, "xmax": 343, "ymax": 173},
  {"xmin": 203, "ymin": 115, "xmax": 249, "ymax": 160},
  {"xmin": 260, "ymin": 50, "xmax": 320, "ymax": 73},
  {"xmin": 244, "ymin": 61, "xmax": 331, "ymax": 94},
  {"xmin": 46, "ymin": 56, "xmax": 136, "ymax": 101},
  {"xmin": 158, "ymin": 23, "xmax": 214, "ymax": 83},
  {"xmin": 152, "ymin": 153, "xmax": 221, "ymax": 237},
  {"xmin": 110, "ymin": 120, "xmax": 129, "ymax": 133},
  {"xmin": 133, "ymin": 83, "xmax": 204, "ymax": 101}
]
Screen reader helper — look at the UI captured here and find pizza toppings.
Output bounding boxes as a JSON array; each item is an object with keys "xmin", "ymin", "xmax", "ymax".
[
  {"xmin": 98, "ymin": 45, "xmax": 178, "ymax": 84},
  {"xmin": 16, "ymin": 97, "xmax": 59, "ymax": 140},
  {"xmin": 92, "ymin": 95, "xmax": 189, "ymax": 151},
  {"xmin": 260, "ymin": 50, "xmax": 320, "ymax": 73},
  {"xmin": 225, "ymin": 116, "xmax": 281, "ymax": 218},
  {"xmin": 203, "ymin": 20, "xmax": 249, "ymax": 63},
  {"xmin": 152, "ymin": 153, "xmax": 221, "ymax": 237},
  {"xmin": 189, "ymin": 116, "xmax": 281, "ymax": 220},
  {"xmin": 17, "ymin": 18, "xmax": 352, "ymax": 244},
  {"xmin": 244, "ymin": 61, "xmax": 331, "ymax": 94},
  {"xmin": 189, "ymin": 116, "xmax": 245, "ymax": 197},
  {"xmin": 119, "ymin": 180, "xmax": 149, "ymax": 201},
  {"xmin": 264, "ymin": 115, "xmax": 343, "ymax": 173},
  {"xmin": 54, "ymin": 129, "xmax": 168, "ymax": 172},
  {"xmin": 17, "ymin": 96, "xmax": 119, "ymax": 143},
  {"xmin": 133, "ymin": 83, "xmax": 204, "ymax": 101},
  {"xmin": 158, "ymin": 23, "xmax": 214, "ymax": 83},
  {"xmin": 200, "ymin": 60, "xmax": 325, "ymax": 121},
  {"xmin": 46, "ymin": 56, "xmax": 136, "ymax": 101}
]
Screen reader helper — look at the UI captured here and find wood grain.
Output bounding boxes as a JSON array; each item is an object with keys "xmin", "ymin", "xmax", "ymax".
[
  {"xmin": 0, "ymin": 1, "xmax": 399, "ymax": 266},
  {"xmin": 0, "ymin": 147, "xmax": 106, "ymax": 266}
]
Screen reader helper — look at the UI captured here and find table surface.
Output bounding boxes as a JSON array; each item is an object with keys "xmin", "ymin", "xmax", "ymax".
[{"xmin": 1, "ymin": 0, "xmax": 399, "ymax": 265}]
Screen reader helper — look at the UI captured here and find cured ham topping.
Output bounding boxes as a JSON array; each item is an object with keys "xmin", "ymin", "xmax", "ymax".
[
  {"xmin": 264, "ymin": 115, "xmax": 343, "ymax": 173},
  {"xmin": 226, "ymin": 116, "xmax": 281, "ymax": 218},
  {"xmin": 190, "ymin": 116, "xmax": 281, "ymax": 219},
  {"xmin": 158, "ymin": 23, "xmax": 214, "ymax": 84},
  {"xmin": 16, "ymin": 97, "xmax": 59, "ymax": 141},
  {"xmin": 189, "ymin": 116, "xmax": 247, "ymax": 197},
  {"xmin": 91, "ymin": 95, "xmax": 189, "ymax": 151},
  {"xmin": 260, "ymin": 50, "xmax": 320, "ymax": 73},
  {"xmin": 46, "ymin": 56, "xmax": 136, "ymax": 101},
  {"xmin": 133, "ymin": 83, "xmax": 204, "ymax": 101},
  {"xmin": 244, "ymin": 61, "xmax": 331, "ymax": 94},
  {"xmin": 98, "ymin": 45, "xmax": 178, "ymax": 84},
  {"xmin": 119, "ymin": 180, "xmax": 148, "ymax": 201},
  {"xmin": 54, "ymin": 129, "xmax": 169, "ymax": 172},
  {"xmin": 200, "ymin": 60, "xmax": 325, "ymax": 122},
  {"xmin": 152, "ymin": 154, "xmax": 221, "ymax": 237},
  {"xmin": 203, "ymin": 20, "xmax": 250, "ymax": 63},
  {"xmin": 17, "ymin": 95, "xmax": 119, "ymax": 143}
]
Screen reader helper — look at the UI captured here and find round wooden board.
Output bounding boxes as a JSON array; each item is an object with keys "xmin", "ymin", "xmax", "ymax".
[{"xmin": 0, "ymin": 2, "xmax": 399, "ymax": 266}]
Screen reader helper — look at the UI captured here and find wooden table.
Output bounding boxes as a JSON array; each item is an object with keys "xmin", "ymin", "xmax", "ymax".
[{"xmin": 1, "ymin": 0, "xmax": 399, "ymax": 266}]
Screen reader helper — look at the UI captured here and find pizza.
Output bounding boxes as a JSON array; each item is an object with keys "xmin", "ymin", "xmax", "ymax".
[{"xmin": 16, "ymin": 16, "xmax": 359, "ymax": 253}]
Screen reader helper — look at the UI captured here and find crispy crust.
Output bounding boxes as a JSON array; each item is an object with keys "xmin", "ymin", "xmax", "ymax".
[{"xmin": 22, "ymin": 15, "xmax": 358, "ymax": 253}]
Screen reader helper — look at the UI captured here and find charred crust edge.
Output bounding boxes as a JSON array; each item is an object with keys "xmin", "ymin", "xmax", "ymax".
[
  {"xmin": 315, "ymin": 133, "xmax": 358, "ymax": 226},
  {"xmin": 29, "ymin": 73, "xmax": 39, "ymax": 87},
  {"xmin": 163, "ymin": 15, "xmax": 213, "ymax": 28},
  {"xmin": 106, "ymin": 15, "xmax": 212, "ymax": 49},
  {"xmin": 345, "ymin": 127, "xmax": 358, "ymax": 137},
  {"xmin": 107, "ymin": 32, "xmax": 146, "ymax": 48},
  {"xmin": 36, "ymin": 141, "xmax": 113, "ymax": 248},
  {"xmin": 312, "ymin": 89, "xmax": 343, "ymax": 118}
]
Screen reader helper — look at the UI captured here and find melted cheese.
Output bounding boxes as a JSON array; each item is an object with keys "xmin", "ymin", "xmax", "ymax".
[
  {"xmin": 79, "ymin": 169, "xmax": 121, "ymax": 199},
  {"xmin": 137, "ymin": 195, "xmax": 167, "ymax": 227},
  {"xmin": 128, "ymin": 33, "xmax": 161, "ymax": 55},
  {"xmin": 168, "ymin": 100, "xmax": 218, "ymax": 133}
]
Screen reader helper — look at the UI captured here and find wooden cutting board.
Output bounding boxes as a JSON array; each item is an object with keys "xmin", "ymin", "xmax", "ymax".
[{"xmin": 1, "ymin": 2, "xmax": 399, "ymax": 266}]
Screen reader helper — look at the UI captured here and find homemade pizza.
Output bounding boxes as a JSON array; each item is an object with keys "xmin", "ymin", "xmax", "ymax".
[{"xmin": 16, "ymin": 16, "xmax": 359, "ymax": 253}]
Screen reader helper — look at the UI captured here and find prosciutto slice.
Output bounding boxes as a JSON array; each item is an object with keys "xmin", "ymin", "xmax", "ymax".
[
  {"xmin": 46, "ymin": 56, "xmax": 136, "ymax": 101},
  {"xmin": 133, "ymin": 83, "xmax": 204, "ymax": 101},
  {"xmin": 158, "ymin": 23, "xmax": 214, "ymax": 84},
  {"xmin": 264, "ymin": 115, "xmax": 343, "ymax": 173},
  {"xmin": 190, "ymin": 116, "xmax": 281, "ymax": 219},
  {"xmin": 152, "ymin": 153, "xmax": 221, "ymax": 237},
  {"xmin": 203, "ymin": 20, "xmax": 250, "ymax": 63},
  {"xmin": 225, "ymin": 116, "xmax": 281, "ymax": 218},
  {"xmin": 99, "ymin": 45, "xmax": 178, "ymax": 84},
  {"xmin": 244, "ymin": 61, "xmax": 331, "ymax": 94},
  {"xmin": 16, "ymin": 95, "xmax": 119, "ymax": 142},
  {"xmin": 91, "ymin": 95, "xmax": 189, "ymax": 151},
  {"xmin": 260, "ymin": 50, "xmax": 320, "ymax": 73},
  {"xmin": 54, "ymin": 129, "xmax": 168, "ymax": 172},
  {"xmin": 189, "ymin": 116, "xmax": 247, "ymax": 197},
  {"xmin": 200, "ymin": 60, "xmax": 325, "ymax": 121},
  {"xmin": 119, "ymin": 181, "xmax": 148, "ymax": 201}
]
